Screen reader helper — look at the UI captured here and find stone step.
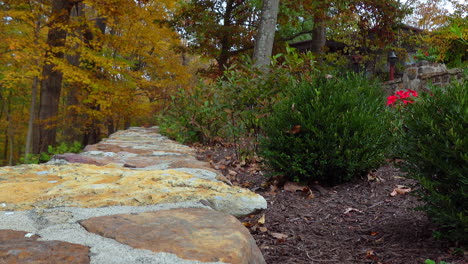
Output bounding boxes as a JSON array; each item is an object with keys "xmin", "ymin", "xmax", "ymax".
[{"xmin": 0, "ymin": 127, "xmax": 267, "ymax": 264}]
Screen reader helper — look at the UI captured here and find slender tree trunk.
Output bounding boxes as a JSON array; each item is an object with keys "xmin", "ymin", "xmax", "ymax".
[
  {"xmin": 7, "ymin": 112, "xmax": 14, "ymax": 165},
  {"xmin": 3, "ymin": 129, "xmax": 8, "ymax": 165},
  {"xmin": 253, "ymin": 0, "xmax": 280, "ymax": 69},
  {"xmin": 4, "ymin": 92, "xmax": 14, "ymax": 165},
  {"xmin": 25, "ymin": 20, "xmax": 42, "ymax": 161},
  {"xmin": 25, "ymin": 76, "xmax": 38, "ymax": 160},
  {"xmin": 35, "ymin": 0, "xmax": 78, "ymax": 154},
  {"xmin": 310, "ymin": 10, "xmax": 327, "ymax": 55}
]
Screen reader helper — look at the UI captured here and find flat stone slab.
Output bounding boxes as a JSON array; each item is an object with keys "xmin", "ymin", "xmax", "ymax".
[
  {"xmin": 80, "ymin": 208, "xmax": 265, "ymax": 264},
  {"xmin": 0, "ymin": 203, "xmax": 232, "ymax": 264},
  {"xmin": 0, "ymin": 127, "xmax": 267, "ymax": 263},
  {"xmin": 0, "ymin": 163, "xmax": 265, "ymax": 217},
  {"xmin": 0, "ymin": 229, "xmax": 90, "ymax": 264}
]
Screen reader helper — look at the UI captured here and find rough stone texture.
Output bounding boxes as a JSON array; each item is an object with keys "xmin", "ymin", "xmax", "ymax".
[
  {"xmin": 0, "ymin": 127, "xmax": 267, "ymax": 263},
  {"xmin": 53, "ymin": 127, "xmax": 226, "ymax": 182},
  {"xmin": 0, "ymin": 163, "xmax": 266, "ymax": 216},
  {"xmin": 0, "ymin": 229, "xmax": 90, "ymax": 264},
  {"xmin": 384, "ymin": 62, "xmax": 463, "ymax": 94},
  {"xmin": 80, "ymin": 208, "xmax": 265, "ymax": 264}
]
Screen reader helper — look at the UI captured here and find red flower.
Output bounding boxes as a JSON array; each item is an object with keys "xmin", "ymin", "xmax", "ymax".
[
  {"xmin": 386, "ymin": 95, "xmax": 398, "ymax": 106},
  {"xmin": 387, "ymin": 89, "xmax": 419, "ymax": 107},
  {"xmin": 408, "ymin": 89, "xmax": 418, "ymax": 97},
  {"xmin": 425, "ymin": 52, "xmax": 429, "ymax": 56}
]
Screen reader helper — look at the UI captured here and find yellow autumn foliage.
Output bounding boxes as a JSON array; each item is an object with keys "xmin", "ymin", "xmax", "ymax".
[{"xmin": 0, "ymin": 0, "xmax": 194, "ymax": 164}]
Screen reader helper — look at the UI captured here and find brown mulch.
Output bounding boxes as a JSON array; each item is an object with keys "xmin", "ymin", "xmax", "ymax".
[{"xmin": 193, "ymin": 143, "xmax": 467, "ymax": 264}]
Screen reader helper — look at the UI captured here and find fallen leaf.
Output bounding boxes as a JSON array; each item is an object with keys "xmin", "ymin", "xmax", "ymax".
[
  {"xmin": 289, "ymin": 125, "xmax": 302, "ymax": 134},
  {"xmin": 242, "ymin": 222, "xmax": 253, "ymax": 227},
  {"xmin": 370, "ymin": 232, "xmax": 378, "ymax": 236},
  {"xmin": 366, "ymin": 249, "xmax": 379, "ymax": 261},
  {"xmin": 241, "ymin": 182, "xmax": 252, "ymax": 188},
  {"xmin": 258, "ymin": 226, "xmax": 268, "ymax": 232},
  {"xmin": 271, "ymin": 232, "xmax": 288, "ymax": 240},
  {"xmin": 283, "ymin": 182, "xmax": 308, "ymax": 192},
  {"xmin": 228, "ymin": 170, "xmax": 237, "ymax": 176},
  {"xmin": 258, "ymin": 214, "xmax": 266, "ymax": 225},
  {"xmin": 390, "ymin": 185, "xmax": 411, "ymax": 196},
  {"xmin": 269, "ymin": 185, "xmax": 279, "ymax": 195},
  {"xmin": 367, "ymin": 170, "xmax": 382, "ymax": 182},
  {"xmin": 343, "ymin": 207, "xmax": 363, "ymax": 214}
]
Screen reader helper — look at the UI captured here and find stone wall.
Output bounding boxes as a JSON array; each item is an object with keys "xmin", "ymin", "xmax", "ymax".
[{"xmin": 384, "ymin": 61, "xmax": 464, "ymax": 94}]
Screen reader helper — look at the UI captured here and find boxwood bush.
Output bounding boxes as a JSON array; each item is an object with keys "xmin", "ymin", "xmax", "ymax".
[
  {"xmin": 260, "ymin": 73, "xmax": 392, "ymax": 185},
  {"xmin": 397, "ymin": 81, "xmax": 467, "ymax": 245}
]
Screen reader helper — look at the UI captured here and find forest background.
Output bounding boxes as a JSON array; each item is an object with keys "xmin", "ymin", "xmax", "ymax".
[{"xmin": 0, "ymin": 0, "xmax": 466, "ymax": 165}]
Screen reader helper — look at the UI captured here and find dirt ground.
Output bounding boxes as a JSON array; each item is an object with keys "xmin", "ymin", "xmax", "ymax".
[{"xmin": 193, "ymin": 143, "xmax": 466, "ymax": 264}]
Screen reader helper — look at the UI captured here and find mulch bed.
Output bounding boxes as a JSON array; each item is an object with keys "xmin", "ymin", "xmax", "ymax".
[{"xmin": 193, "ymin": 143, "xmax": 466, "ymax": 264}]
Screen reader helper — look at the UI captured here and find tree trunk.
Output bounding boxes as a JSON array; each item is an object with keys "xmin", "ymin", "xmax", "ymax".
[
  {"xmin": 63, "ymin": 2, "xmax": 84, "ymax": 143},
  {"xmin": 34, "ymin": 0, "xmax": 78, "ymax": 154},
  {"xmin": 217, "ymin": 0, "xmax": 235, "ymax": 73},
  {"xmin": 253, "ymin": 0, "xmax": 280, "ymax": 69},
  {"xmin": 24, "ymin": 76, "xmax": 38, "ymax": 161},
  {"xmin": 25, "ymin": 20, "xmax": 42, "ymax": 160},
  {"xmin": 6, "ymin": 96, "xmax": 14, "ymax": 165},
  {"xmin": 7, "ymin": 113, "xmax": 14, "ymax": 166},
  {"xmin": 310, "ymin": 13, "xmax": 326, "ymax": 54}
]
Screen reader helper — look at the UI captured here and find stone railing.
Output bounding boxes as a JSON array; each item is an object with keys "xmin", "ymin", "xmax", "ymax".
[{"xmin": 384, "ymin": 61, "xmax": 464, "ymax": 94}]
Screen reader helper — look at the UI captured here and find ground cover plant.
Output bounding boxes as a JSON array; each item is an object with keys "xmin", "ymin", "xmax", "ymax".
[{"xmin": 260, "ymin": 74, "xmax": 392, "ymax": 186}]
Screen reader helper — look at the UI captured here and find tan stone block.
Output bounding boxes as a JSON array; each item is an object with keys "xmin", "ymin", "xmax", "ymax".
[{"xmin": 80, "ymin": 208, "xmax": 265, "ymax": 264}]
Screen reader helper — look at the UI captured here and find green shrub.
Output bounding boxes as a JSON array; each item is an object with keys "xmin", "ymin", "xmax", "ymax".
[
  {"xmin": 158, "ymin": 48, "xmax": 317, "ymax": 152},
  {"xmin": 397, "ymin": 81, "xmax": 467, "ymax": 245},
  {"xmin": 21, "ymin": 141, "xmax": 83, "ymax": 164},
  {"xmin": 260, "ymin": 73, "xmax": 391, "ymax": 185},
  {"xmin": 157, "ymin": 84, "xmax": 227, "ymax": 144}
]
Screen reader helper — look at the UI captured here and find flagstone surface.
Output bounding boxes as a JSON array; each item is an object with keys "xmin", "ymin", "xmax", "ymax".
[{"xmin": 0, "ymin": 127, "xmax": 266, "ymax": 264}]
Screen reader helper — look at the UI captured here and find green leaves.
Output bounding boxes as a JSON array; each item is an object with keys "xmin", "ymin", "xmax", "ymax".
[
  {"xmin": 260, "ymin": 73, "xmax": 391, "ymax": 185},
  {"xmin": 397, "ymin": 80, "xmax": 467, "ymax": 245}
]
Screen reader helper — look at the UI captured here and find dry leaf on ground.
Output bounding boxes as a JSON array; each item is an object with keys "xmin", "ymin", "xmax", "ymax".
[
  {"xmin": 283, "ymin": 182, "xmax": 307, "ymax": 192},
  {"xmin": 258, "ymin": 214, "xmax": 266, "ymax": 225},
  {"xmin": 283, "ymin": 182, "xmax": 314, "ymax": 199},
  {"xmin": 390, "ymin": 185, "xmax": 411, "ymax": 196},
  {"xmin": 367, "ymin": 170, "xmax": 383, "ymax": 182},
  {"xmin": 271, "ymin": 232, "xmax": 288, "ymax": 240},
  {"xmin": 343, "ymin": 207, "xmax": 363, "ymax": 214}
]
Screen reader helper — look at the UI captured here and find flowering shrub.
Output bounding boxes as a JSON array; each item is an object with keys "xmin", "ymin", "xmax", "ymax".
[
  {"xmin": 386, "ymin": 89, "xmax": 419, "ymax": 106},
  {"xmin": 396, "ymin": 82, "xmax": 467, "ymax": 245}
]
